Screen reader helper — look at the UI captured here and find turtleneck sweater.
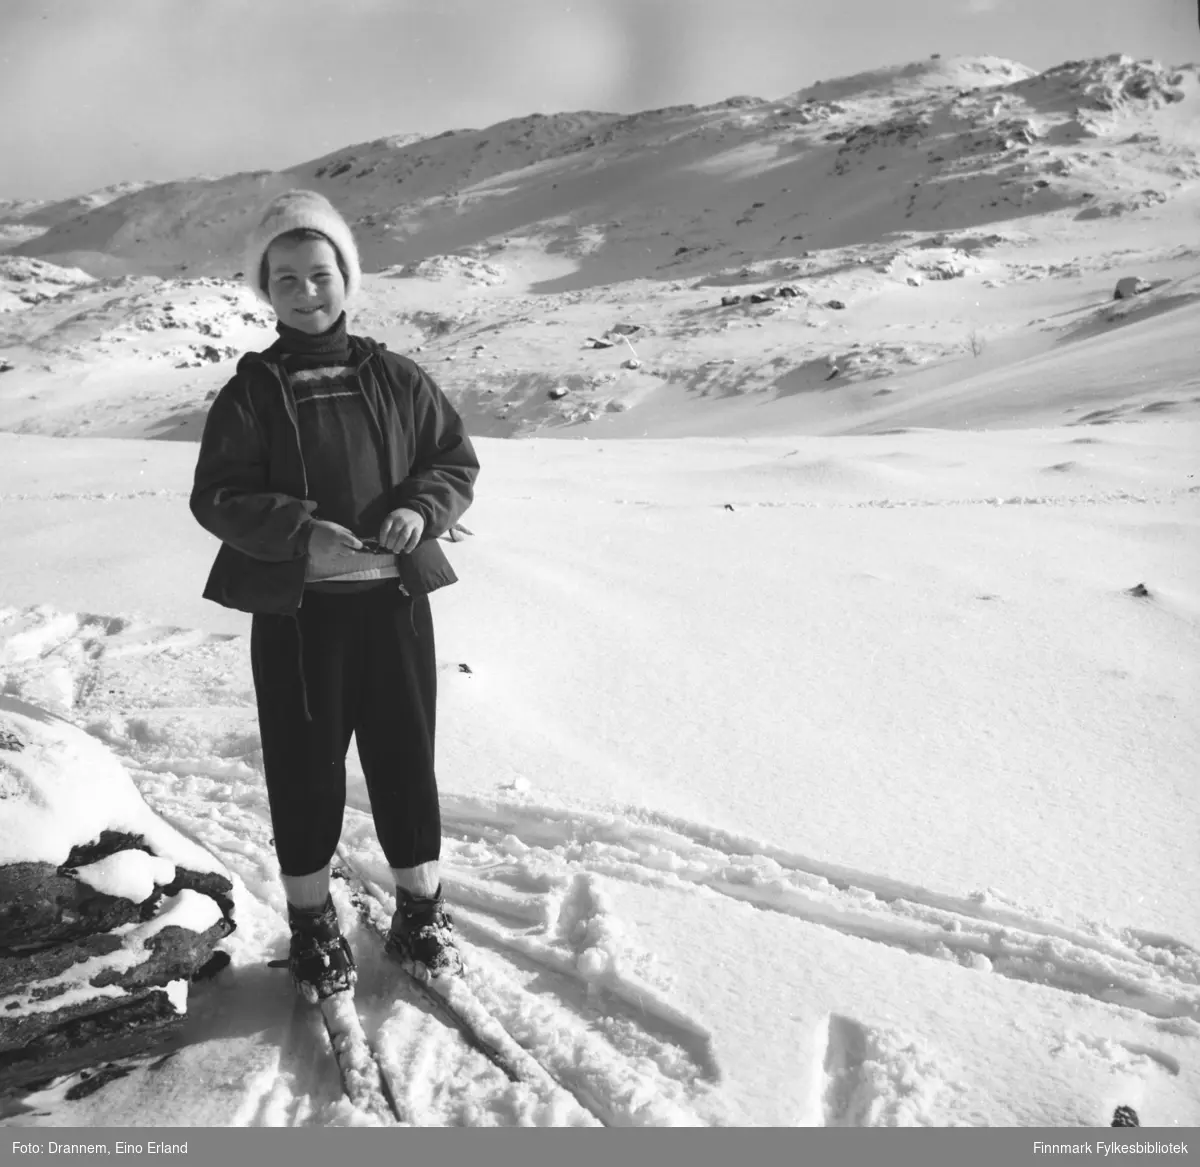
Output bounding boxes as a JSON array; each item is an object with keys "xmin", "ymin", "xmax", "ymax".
[
  {"xmin": 273, "ymin": 311, "xmax": 352, "ymax": 362},
  {"xmin": 271, "ymin": 313, "xmax": 402, "ymax": 591}
]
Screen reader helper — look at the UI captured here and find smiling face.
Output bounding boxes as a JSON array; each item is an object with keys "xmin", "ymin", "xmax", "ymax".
[{"xmin": 264, "ymin": 234, "xmax": 346, "ymax": 335}]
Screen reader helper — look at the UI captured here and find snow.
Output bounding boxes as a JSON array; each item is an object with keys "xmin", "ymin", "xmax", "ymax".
[
  {"xmin": 2, "ymin": 407, "xmax": 1194, "ymax": 1126},
  {"xmin": 163, "ymin": 979, "xmax": 189, "ymax": 1016},
  {"xmin": 0, "ymin": 692, "xmax": 229, "ymax": 874},
  {"xmin": 73, "ymin": 850, "xmax": 177, "ymax": 902},
  {"xmin": 1, "ymin": 49, "xmax": 1198, "ymax": 1130}
]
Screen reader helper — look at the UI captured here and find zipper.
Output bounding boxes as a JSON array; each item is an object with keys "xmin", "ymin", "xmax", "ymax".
[
  {"xmin": 272, "ymin": 363, "xmax": 309, "ymax": 500},
  {"xmin": 268, "ymin": 343, "xmax": 393, "ymax": 615},
  {"xmin": 265, "ymin": 359, "xmax": 309, "ymax": 612}
]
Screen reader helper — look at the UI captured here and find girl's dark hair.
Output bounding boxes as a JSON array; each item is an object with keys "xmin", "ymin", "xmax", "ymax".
[{"xmin": 260, "ymin": 228, "xmax": 349, "ymax": 292}]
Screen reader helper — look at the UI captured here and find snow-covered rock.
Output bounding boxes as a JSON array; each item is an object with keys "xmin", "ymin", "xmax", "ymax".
[
  {"xmin": 0, "ymin": 695, "xmax": 235, "ymax": 1094},
  {"xmin": 1113, "ymin": 275, "xmax": 1151, "ymax": 299}
]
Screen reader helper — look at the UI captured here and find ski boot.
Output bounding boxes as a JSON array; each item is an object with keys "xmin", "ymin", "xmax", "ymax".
[
  {"xmin": 385, "ymin": 884, "xmax": 463, "ymax": 980},
  {"xmin": 286, "ymin": 895, "xmax": 357, "ymax": 1004}
]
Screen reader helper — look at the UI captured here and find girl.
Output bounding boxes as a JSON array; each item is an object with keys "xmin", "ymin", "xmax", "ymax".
[{"xmin": 191, "ymin": 190, "xmax": 479, "ymax": 1001}]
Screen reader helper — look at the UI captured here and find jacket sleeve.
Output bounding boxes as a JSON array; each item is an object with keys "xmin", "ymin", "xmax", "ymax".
[
  {"xmin": 189, "ymin": 367, "xmax": 317, "ymax": 562},
  {"xmin": 391, "ymin": 360, "xmax": 480, "ymax": 540}
]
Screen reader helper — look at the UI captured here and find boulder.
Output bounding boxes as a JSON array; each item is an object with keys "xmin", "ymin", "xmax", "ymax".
[
  {"xmin": 720, "ymin": 294, "xmax": 743, "ymax": 307},
  {"xmin": 0, "ymin": 697, "xmax": 235, "ymax": 1095},
  {"xmin": 1113, "ymin": 276, "xmax": 1150, "ymax": 300},
  {"xmin": 928, "ymin": 260, "xmax": 965, "ymax": 280}
]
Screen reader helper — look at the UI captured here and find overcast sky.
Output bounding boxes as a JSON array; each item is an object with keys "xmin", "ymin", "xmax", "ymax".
[{"xmin": 1, "ymin": 0, "xmax": 1195, "ymax": 202}]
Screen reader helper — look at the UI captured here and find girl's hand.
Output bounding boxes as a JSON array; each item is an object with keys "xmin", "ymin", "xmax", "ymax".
[
  {"xmin": 379, "ymin": 508, "xmax": 425, "ymax": 554},
  {"xmin": 307, "ymin": 519, "xmax": 363, "ymax": 570}
]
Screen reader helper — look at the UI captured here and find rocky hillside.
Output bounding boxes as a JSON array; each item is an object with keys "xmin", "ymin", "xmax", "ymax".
[
  {"xmin": 5, "ymin": 54, "xmax": 1197, "ymax": 284},
  {"xmin": 0, "ymin": 52, "xmax": 1196, "ymax": 442}
]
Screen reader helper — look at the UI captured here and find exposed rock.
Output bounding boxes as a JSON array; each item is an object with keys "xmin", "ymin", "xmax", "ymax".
[
  {"xmin": 0, "ymin": 837, "xmax": 234, "ymax": 1093},
  {"xmin": 825, "ymin": 300, "xmax": 847, "ymax": 310},
  {"xmin": 0, "ymin": 860, "xmax": 234, "ymax": 1092},
  {"xmin": 720, "ymin": 294, "xmax": 743, "ymax": 307},
  {"xmin": 175, "ymin": 343, "xmax": 237, "ymax": 368},
  {"xmin": 1078, "ymin": 189, "xmax": 1170, "ymax": 221},
  {"xmin": 1113, "ymin": 276, "xmax": 1151, "ymax": 300},
  {"xmin": 0, "ymin": 701, "xmax": 235, "ymax": 1096},
  {"xmin": 2, "ymin": 990, "xmax": 184, "ymax": 1094},
  {"xmin": 410, "ymin": 310, "xmax": 460, "ymax": 338},
  {"xmin": 548, "ymin": 386, "xmax": 569, "ymax": 400},
  {"xmin": 832, "ymin": 114, "xmax": 931, "ymax": 176},
  {"xmin": 392, "ymin": 254, "xmax": 505, "ymax": 285}
]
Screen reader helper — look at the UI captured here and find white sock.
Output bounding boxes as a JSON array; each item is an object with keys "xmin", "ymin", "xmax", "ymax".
[
  {"xmin": 281, "ymin": 865, "xmax": 331, "ymax": 910},
  {"xmin": 391, "ymin": 861, "xmax": 439, "ymax": 899}
]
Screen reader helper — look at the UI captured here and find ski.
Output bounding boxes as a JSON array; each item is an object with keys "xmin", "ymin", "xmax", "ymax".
[
  {"xmin": 266, "ymin": 958, "xmax": 404, "ymax": 1124},
  {"xmin": 317, "ymin": 989, "xmax": 405, "ymax": 1124},
  {"xmin": 331, "ymin": 852, "xmax": 552, "ymax": 1090}
]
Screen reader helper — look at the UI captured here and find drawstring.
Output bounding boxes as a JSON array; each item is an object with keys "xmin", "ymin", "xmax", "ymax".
[{"xmin": 292, "ymin": 615, "xmax": 312, "ymax": 722}]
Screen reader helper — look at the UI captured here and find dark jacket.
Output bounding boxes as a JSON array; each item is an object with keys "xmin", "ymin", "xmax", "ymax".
[{"xmin": 190, "ymin": 335, "xmax": 479, "ymax": 615}]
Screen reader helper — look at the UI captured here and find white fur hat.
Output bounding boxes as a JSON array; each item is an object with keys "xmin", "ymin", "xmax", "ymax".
[{"xmin": 243, "ymin": 189, "xmax": 362, "ymax": 304}]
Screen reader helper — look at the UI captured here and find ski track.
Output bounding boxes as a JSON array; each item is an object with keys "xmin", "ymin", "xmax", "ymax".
[
  {"xmin": 337, "ymin": 855, "xmax": 620, "ymax": 1127},
  {"xmin": 233, "ymin": 1000, "xmax": 332, "ymax": 1127},
  {"xmin": 815, "ymin": 1013, "xmax": 950, "ymax": 1127},
  {"xmin": 437, "ymin": 799, "xmax": 1200, "ymax": 1022},
  {"xmin": 2, "ymin": 603, "xmax": 1198, "ymax": 1125}
]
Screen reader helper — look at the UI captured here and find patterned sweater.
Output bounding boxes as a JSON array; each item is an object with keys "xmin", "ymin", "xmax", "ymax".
[{"xmin": 273, "ymin": 314, "xmax": 403, "ymax": 592}]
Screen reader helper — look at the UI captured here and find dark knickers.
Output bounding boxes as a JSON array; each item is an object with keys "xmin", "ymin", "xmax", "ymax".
[{"xmin": 250, "ymin": 585, "xmax": 441, "ymax": 875}]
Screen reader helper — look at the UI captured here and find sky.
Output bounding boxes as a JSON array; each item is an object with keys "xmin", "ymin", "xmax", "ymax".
[{"xmin": 1, "ymin": 0, "xmax": 1197, "ymax": 203}]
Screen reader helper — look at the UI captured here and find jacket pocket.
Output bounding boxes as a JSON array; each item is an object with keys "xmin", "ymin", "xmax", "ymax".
[
  {"xmin": 398, "ymin": 538, "xmax": 459, "ymax": 597},
  {"xmin": 202, "ymin": 542, "xmax": 307, "ymax": 614}
]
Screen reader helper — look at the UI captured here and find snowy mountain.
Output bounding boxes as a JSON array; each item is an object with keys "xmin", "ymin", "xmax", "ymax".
[
  {"xmin": 6, "ymin": 54, "xmax": 1197, "ymax": 277},
  {"xmin": 1, "ymin": 53, "xmax": 1197, "ymax": 444}
]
